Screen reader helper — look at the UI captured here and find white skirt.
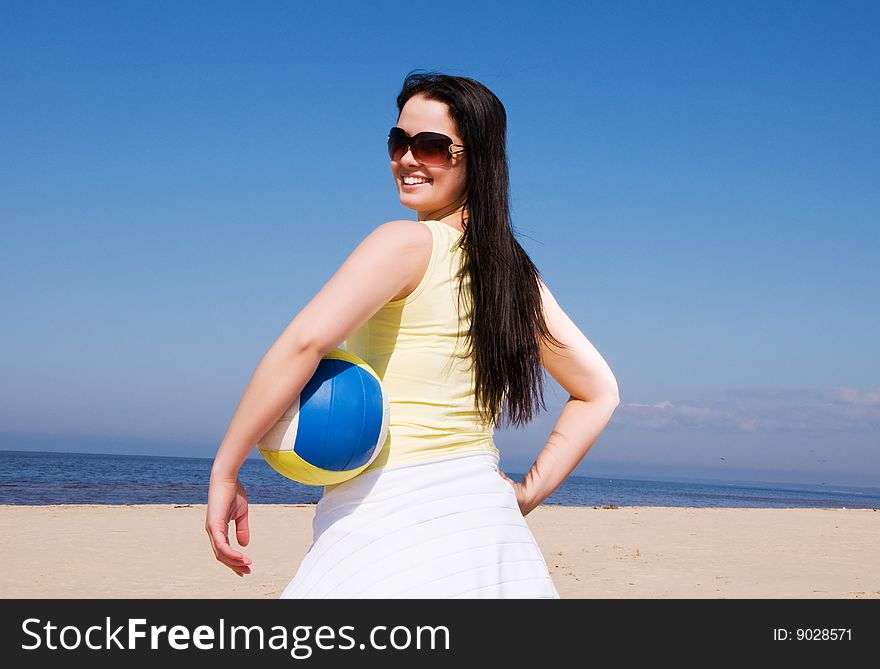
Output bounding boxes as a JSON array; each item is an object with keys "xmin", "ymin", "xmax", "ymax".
[{"xmin": 279, "ymin": 450, "xmax": 560, "ymax": 599}]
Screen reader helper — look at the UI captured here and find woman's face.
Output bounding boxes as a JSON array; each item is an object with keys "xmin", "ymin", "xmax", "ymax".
[{"xmin": 391, "ymin": 94, "xmax": 467, "ymax": 221}]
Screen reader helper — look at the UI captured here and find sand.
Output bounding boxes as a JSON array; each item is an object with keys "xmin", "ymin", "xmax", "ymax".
[{"xmin": 1, "ymin": 504, "xmax": 878, "ymax": 598}]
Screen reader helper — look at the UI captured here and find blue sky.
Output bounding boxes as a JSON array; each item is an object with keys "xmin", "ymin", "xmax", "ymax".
[{"xmin": 1, "ymin": 1, "xmax": 877, "ymax": 487}]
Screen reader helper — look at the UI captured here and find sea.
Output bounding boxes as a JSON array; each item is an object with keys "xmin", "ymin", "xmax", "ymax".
[{"xmin": 1, "ymin": 449, "xmax": 878, "ymax": 509}]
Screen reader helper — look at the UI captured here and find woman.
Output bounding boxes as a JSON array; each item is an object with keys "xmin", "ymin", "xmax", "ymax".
[{"xmin": 206, "ymin": 71, "xmax": 620, "ymax": 598}]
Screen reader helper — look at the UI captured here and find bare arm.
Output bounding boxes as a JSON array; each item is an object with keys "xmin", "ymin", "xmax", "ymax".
[
  {"xmin": 516, "ymin": 280, "xmax": 620, "ymax": 514},
  {"xmin": 209, "ymin": 220, "xmax": 431, "ymax": 480},
  {"xmin": 206, "ymin": 220, "xmax": 431, "ymax": 576},
  {"xmin": 210, "ymin": 341, "xmax": 325, "ymax": 479}
]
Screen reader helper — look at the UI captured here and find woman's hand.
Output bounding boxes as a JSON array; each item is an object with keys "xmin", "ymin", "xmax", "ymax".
[
  {"xmin": 497, "ymin": 469, "xmax": 536, "ymax": 516},
  {"xmin": 205, "ymin": 473, "xmax": 253, "ymax": 577}
]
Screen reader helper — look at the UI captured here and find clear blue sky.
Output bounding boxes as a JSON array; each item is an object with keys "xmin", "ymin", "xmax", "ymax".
[{"xmin": 1, "ymin": 1, "xmax": 877, "ymax": 487}]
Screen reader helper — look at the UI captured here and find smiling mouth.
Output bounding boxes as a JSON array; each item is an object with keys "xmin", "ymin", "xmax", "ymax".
[{"xmin": 401, "ymin": 177, "xmax": 433, "ymax": 186}]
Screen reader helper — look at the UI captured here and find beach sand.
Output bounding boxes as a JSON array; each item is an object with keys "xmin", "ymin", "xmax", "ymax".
[{"xmin": 1, "ymin": 504, "xmax": 878, "ymax": 598}]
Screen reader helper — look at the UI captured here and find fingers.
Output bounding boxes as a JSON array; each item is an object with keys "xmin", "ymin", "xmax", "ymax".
[
  {"xmin": 205, "ymin": 523, "xmax": 253, "ymax": 576},
  {"xmin": 235, "ymin": 510, "xmax": 250, "ymax": 548}
]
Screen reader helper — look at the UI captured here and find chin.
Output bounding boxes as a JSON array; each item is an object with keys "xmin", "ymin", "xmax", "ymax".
[{"xmin": 400, "ymin": 190, "xmax": 430, "ymax": 201}]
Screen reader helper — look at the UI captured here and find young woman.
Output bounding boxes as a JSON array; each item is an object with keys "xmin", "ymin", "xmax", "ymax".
[{"xmin": 206, "ymin": 71, "xmax": 620, "ymax": 598}]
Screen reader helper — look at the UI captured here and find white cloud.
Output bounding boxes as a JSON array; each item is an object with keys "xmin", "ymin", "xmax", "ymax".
[
  {"xmin": 822, "ymin": 387, "xmax": 880, "ymax": 407},
  {"xmin": 611, "ymin": 386, "xmax": 880, "ymax": 433}
]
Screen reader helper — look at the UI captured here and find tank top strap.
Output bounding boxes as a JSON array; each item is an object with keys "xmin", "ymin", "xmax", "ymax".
[{"xmin": 388, "ymin": 219, "xmax": 458, "ymax": 307}]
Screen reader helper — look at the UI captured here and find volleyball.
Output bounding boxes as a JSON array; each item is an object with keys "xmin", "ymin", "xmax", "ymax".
[{"xmin": 256, "ymin": 348, "xmax": 389, "ymax": 486}]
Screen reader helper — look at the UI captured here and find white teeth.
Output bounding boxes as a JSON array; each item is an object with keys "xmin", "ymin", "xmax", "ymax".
[{"xmin": 403, "ymin": 176, "xmax": 432, "ymax": 184}]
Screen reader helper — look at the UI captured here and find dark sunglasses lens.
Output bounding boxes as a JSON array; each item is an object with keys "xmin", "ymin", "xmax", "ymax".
[
  {"xmin": 413, "ymin": 138, "xmax": 450, "ymax": 164},
  {"xmin": 388, "ymin": 128, "xmax": 407, "ymax": 160}
]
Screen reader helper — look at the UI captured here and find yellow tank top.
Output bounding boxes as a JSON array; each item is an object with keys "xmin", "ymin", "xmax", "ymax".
[{"xmin": 343, "ymin": 219, "xmax": 499, "ymax": 476}]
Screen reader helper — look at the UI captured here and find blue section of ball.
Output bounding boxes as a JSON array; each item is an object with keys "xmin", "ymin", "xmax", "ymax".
[
  {"xmin": 296, "ymin": 358, "xmax": 383, "ymax": 471},
  {"xmin": 344, "ymin": 369, "xmax": 385, "ymax": 469}
]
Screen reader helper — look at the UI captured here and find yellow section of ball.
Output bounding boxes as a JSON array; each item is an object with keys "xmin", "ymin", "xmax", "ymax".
[{"xmin": 258, "ymin": 447, "xmax": 370, "ymax": 486}]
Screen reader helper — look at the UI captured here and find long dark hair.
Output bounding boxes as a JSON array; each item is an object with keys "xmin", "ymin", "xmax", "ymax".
[{"xmin": 394, "ymin": 70, "xmax": 568, "ymax": 429}]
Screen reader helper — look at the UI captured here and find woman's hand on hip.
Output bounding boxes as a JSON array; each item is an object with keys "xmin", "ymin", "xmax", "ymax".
[{"xmin": 497, "ymin": 469, "xmax": 535, "ymax": 516}]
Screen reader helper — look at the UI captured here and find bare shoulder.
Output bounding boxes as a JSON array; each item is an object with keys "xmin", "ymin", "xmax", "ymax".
[
  {"xmin": 376, "ymin": 220, "xmax": 433, "ymax": 302},
  {"xmin": 278, "ymin": 220, "xmax": 435, "ymax": 355},
  {"xmin": 373, "ymin": 219, "xmax": 432, "ymax": 247}
]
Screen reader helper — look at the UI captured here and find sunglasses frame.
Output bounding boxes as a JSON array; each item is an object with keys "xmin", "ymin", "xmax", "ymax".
[{"xmin": 387, "ymin": 127, "xmax": 467, "ymax": 165}]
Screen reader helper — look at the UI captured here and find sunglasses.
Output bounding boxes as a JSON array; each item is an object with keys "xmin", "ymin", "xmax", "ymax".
[{"xmin": 387, "ymin": 127, "xmax": 466, "ymax": 165}]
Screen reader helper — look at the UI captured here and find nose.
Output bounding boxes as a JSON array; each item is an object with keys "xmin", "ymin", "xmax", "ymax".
[{"xmin": 397, "ymin": 144, "xmax": 419, "ymax": 166}]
